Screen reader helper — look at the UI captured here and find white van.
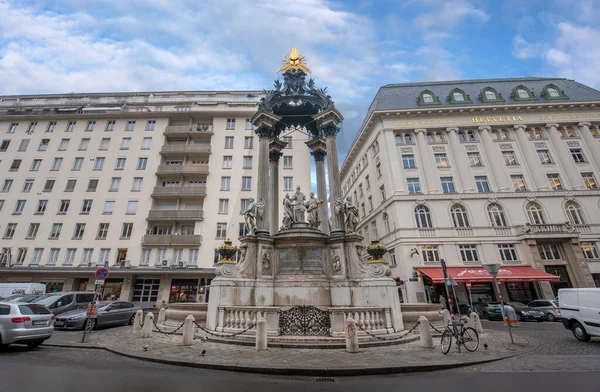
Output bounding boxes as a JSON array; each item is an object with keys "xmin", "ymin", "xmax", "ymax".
[
  {"xmin": 0, "ymin": 283, "xmax": 46, "ymax": 299},
  {"xmin": 559, "ymin": 288, "xmax": 600, "ymax": 342}
]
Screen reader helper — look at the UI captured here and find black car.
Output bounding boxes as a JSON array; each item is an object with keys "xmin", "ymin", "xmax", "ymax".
[{"xmin": 505, "ymin": 302, "xmax": 545, "ymax": 322}]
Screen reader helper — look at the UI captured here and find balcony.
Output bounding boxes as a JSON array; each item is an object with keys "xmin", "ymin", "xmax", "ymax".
[
  {"xmin": 156, "ymin": 164, "xmax": 209, "ymax": 177},
  {"xmin": 146, "ymin": 210, "xmax": 204, "ymax": 221},
  {"xmin": 519, "ymin": 223, "xmax": 590, "ymax": 236},
  {"xmin": 164, "ymin": 124, "xmax": 214, "ymax": 139},
  {"xmin": 160, "ymin": 144, "xmax": 211, "ymax": 157},
  {"xmin": 142, "ymin": 234, "xmax": 203, "ymax": 246},
  {"xmin": 152, "ymin": 186, "xmax": 207, "ymax": 198}
]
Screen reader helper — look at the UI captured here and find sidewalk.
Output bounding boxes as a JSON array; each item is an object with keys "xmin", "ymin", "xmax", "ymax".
[{"xmin": 44, "ymin": 326, "xmax": 538, "ymax": 376}]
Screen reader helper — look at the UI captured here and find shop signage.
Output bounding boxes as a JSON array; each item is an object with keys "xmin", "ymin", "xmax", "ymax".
[{"xmin": 471, "ymin": 115, "xmax": 523, "ymax": 124}]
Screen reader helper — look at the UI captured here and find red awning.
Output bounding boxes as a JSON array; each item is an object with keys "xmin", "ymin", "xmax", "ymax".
[{"xmin": 416, "ymin": 266, "xmax": 560, "ymax": 283}]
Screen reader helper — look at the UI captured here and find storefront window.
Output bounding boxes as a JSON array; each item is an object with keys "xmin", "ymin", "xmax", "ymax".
[
  {"xmin": 43, "ymin": 282, "xmax": 64, "ymax": 293},
  {"xmin": 169, "ymin": 279, "xmax": 199, "ymax": 303},
  {"xmin": 506, "ymin": 282, "xmax": 536, "ymax": 303},
  {"xmin": 470, "ymin": 283, "xmax": 496, "ymax": 303},
  {"xmin": 546, "ymin": 266, "xmax": 572, "ymax": 296},
  {"xmin": 102, "ymin": 278, "xmax": 124, "ymax": 301}
]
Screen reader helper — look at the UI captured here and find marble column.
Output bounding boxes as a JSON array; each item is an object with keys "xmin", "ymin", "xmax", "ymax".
[
  {"xmin": 323, "ymin": 124, "xmax": 344, "ymax": 235},
  {"xmin": 415, "ymin": 128, "xmax": 439, "ymax": 194},
  {"xmin": 447, "ymin": 127, "xmax": 476, "ymax": 193},
  {"xmin": 577, "ymin": 122, "xmax": 600, "ymax": 172},
  {"xmin": 269, "ymin": 150, "xmax": 283, "ymax": 235},
  {"xmin": 546, "ymin": 123, "xmax": 587, "ymax": 190},
  {"xmin": 312, "ymin": 150, "xmax": 329, "ymax": 234},
  {"xmin": 255, "ymin": 127, "xmax": 273, "ymax": 235},
  {"xmin": 513, "ymin": 124, "xmax": 551, "ymax": 191},
  {"xmin": 478, "ymin": 125, "xmax": 511, "ymax": 192}
]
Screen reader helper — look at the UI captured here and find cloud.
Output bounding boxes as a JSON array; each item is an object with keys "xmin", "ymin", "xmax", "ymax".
[
  {"xmin": 512, "ymin": 34, "xmax": 545, "ymax": 60},
  {"xmin": 413, "ymin": 0, "xmax": 489, "ymax": 29}
]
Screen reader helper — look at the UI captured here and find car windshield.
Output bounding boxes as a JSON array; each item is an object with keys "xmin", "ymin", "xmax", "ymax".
[
  {"xmin": 551, "ymin": 300, "xmax": 558, "ymax": 307},
  {"xmin": 32, "ymin": 294, "xmax": 63, "ymax": 306},
  {"xmin": 488, "ymin": 302, "xmax": 500, "ymax": 306},
  {"xmin": 509, "ymin": 302, "xmax": 528, "ymax": 310},
  {"xmin": 8, "ymin": 295, "xmax": 39, "ymax": 303}
]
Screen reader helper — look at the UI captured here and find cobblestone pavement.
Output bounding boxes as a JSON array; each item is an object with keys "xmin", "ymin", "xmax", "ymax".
[{"xmin": 45, "ymin": 323, "xmax": 535, "ymax": 375}]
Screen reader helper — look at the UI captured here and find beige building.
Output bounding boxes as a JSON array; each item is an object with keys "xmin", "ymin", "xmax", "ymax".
[
  {"xmin": 0, "ymin": 91, "xmax": 311, "ymax": 307},
  {"xmin": 341, "ymin": 78, "xmax": 600, "ymax": 306}
]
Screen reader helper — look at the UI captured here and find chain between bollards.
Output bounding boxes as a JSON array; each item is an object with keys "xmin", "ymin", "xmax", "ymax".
[
  {"xmin": 193, "ymin": 320, "xmax": 257, "ymax": 338},
  {"xmin": 354, "ymin": 321, "xmax": 420, "ymax": 341}
]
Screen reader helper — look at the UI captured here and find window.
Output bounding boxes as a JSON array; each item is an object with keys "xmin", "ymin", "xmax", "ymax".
[
  {"xmin": 361, "ymin": 203, "xmax": 366, "ymax": 217},
  {"xmin": 365, "ymin": 175, "xmax": 370, "ymax": 189},
  {"xmin": 226, "ymin": 118, "xmax": 236, "ymax": 130},
  {"xmin": 58, "ymin": 138, "xmax": 70, "ymax": 151},
  {"xmin": 371, "ymin": 221, "xmax": 378, "ymax": 239},
  {"xmin": 526, "ymin": 202, "xmax": 544, "ymax": 224},
  {"xmin": 100, "ymin": 138, "xmax": 111, "ymax": 150},
  {"xmin": 97, "ymin": 223, "xmax": 110, "ymax": 240},
  {"xmin": 243, "ymin": 156, "xmax": 253, "ymax": 169},
  {"xmin": 459, "ymin": 245, "xmax": 479, "ymax": 263},
  {"xmin": 105, "ymin": 120, "xmax": 116, "ymax": 132},
  {"xmin": 451, "ymin": 204, "xmax": 470, "ymax": 227},
  {"xmin": 188, "ymin": 249, "xmax": 199, "ymax": 266},
  {"xmin": 36, "ymin": 200, "xmax": 48, "ymax": 214},
  {"xmin": 502, "ymin": 151, "xmax": 518, "ymax": 165},
  {"xmin": 582, "ymin": 173, "xmax": 598, "ymax": 189},
  {"xmin": 87, "ymin": 179, "xmax": 99, "ymax": 192},
  {"xmin": 136, "ymin": 157, "xmax": 147, "ymax": 170},
  {"xmin": 376, "ymin": 162, "xmax": 382, "ymax": 178},
  {"xmin": 43, "ymin": 179, "xmax": 55, "ymax": 192},
  {"xmin": 565, "ymin": 201, "xmax": 584, "ymax": 225},
  {"xmin": 0, "ymin": 139, "xmax": 10, "ymax": 151},
  {"xmin": 30, "ymin": 159, "xmax": 41, "ymax": 171},
  {"xmin": 141, "ymin": 137, "xmax": 152, "ymax": 150},
  {"xmin": 359, "ymin": 184, "xmax": 364, "ymax": 197},
  {"xmin": 244, "ymin": 136, "xmax": 254, "ymax": 149},
  {"xmin": 282, "ymin": 156, "xmax": 293, "ymax": 169},
  {"xmin": 85, "ymin": 121, "xmax": 96, "ymax": 132},
  {"xmin": 498, "ymin": 244, "xmax": 518, "ymax": 262},
  {"xmin": 245, "ymin": 118, "xmax": 253, "ymax": 130},
  {"xmin": 126, "ymin": 121, "xmax": 136, "ymax": 131},
  {"xmin": 91, "ymin": 157, "xmax": 104, "ymax": 171},
  {"xmin": 368, "ymin": 196, "xmax": 374, "ymax": 212},
  {"xmin": 218, "ymin": 199, "xmax": 229, "ymax": 214},
  {"xmin": 547, "ymin": 87, "xmax": 559, "ymax": 97},
  {"xmin": 414, "ymin": 205, "xmax": 432, "ymax": 228},
  {"xmin": 50, "ymin": 158, "xmax": 63, "ymax": 171},
  {"xmin": 284, "ymin": 177, "xmax": 293, "ymax": 191},
  {"xmin": 27, "ymin": 122, "xmax": 37, "ymax": 133},
  {"xmin": 547, "ymin": 174, "xmax": 563, "ymax": 190},
  {"xmin": 402, "ymin": 154, "xmax": 416, "ymax": 169},
  {"xmin": 81, "ymin": 200, "xmax": 93, "ymax": 214},
  {"xmin": 10, "ymin": 159, "xmax": 21, "ymax": 171},
  {"xmin": 434, "ymin": 153, "xmax": 449, "ymax": 168},
  {"xmin": 283, "ymin": 136, "xmax": 292, "ymax": 148},
  {"xmin": 121, "ymin": 223, "xmax": 133, "ymax": 239},
  {"xmin": 79, "ymin": 138, "xmax": 90, "ymax": 151},
  {"xmin": 131, "ymin": 177, "xmax": 143, "ymax": 191},
  {"xmin": 14, "ymin": 200, "xmax": 26, "ymax": 214},
  {"xmin": 109, "ymin": 177, "xmax": 121, "ymax": 191},
  {"xmin": 145, "ymin": 120, "xmax": 156, "ymax": 131},
  {"xmin": 18, "ymin": 139, "xmax": 29, "ymax": 151},
  {"xmin": 58, "ymin": 199, "xmax": 70, "ymax": 214},
  {"xmin": 220, "ymin": 176, "xmax": 231, "ymax": 191},
  {"xmin": 98, "ymin": 248, "xmax": 110, "ymax": 266},
  {"xmin": 14, "ymin": 248, "xmax": 27, "ymax": 265},
  {"xmin": 241, "ymin": 176, "xmax": 252, "ymax": 191},
  {"xmin": 140, "ymin": 248, "xmax": 151, "ymax": 266},
  {"xmin": 49, "ymin": 223, "xmax": 62, "ymax": 239},
  {"xmin": 407, "ymin": 178, "xmax": 421, "ymax": 194},
  {"xmin": 517, "ymin": 89, "xmax": 529, "ymax": 99},
  {"xmin": 120, "ymin": 138, "xmax": 131, "ymax": 150},
  {"xmin": 216, "ymin": 223, "xmax": 227, "ymax": 239},
  {"xmin": 421, "ymin": 245, "xmax": 440, "ymax": 262},
  {"xmin": 423, "ymin": 94, "xmax": 433, "ymax": 103},
  {"xmin": 4, "ymin": 223, "xmax": 17, "ymax": 239},
  {"xmin": 72, "ymin": 157, "xmax": 83, "ymax": 171},
  {"xmin": 570, "ymin": 148, "xmax": 585, "ymax": 163},
  {"xmin": 103, "ymin": 200, "xmax": 115, "ymax": 215},
  {"xmin": 38, "ymin": 139, "xmax": 49, "ymax": 151},
  {"xmin": 380, "ymin": 185, "xmax": 386, "ymax": 201},
  {"xmin": 222, "ymin": 156, "xmax": 232, "ymax": 169},
  {"xmin": 65, "ymin": 121, "xmax": 76, "ymax": 132},
  {"xmin": 64, "ymin": 249, "xmax": 76, "ymax": 265},
  {"xmin": 485, "ymin": 90, "xmax": 496, "ymax": 100},
  {"xmin": 488, "ymin": 203, "xmax": 507, "ymax": 227},
  {"xmin": 453, "ymin": 92, "xmax": 464, "ymax": 101},
  {"xmin": 475, "ymin": 176, "xmax": 490, "ymax": 192},
  {"xmin": 580, "ymin": 242, "xmax": 600, "ymax": 260},
  {"xmin": 537, "ymin": 150, "xmax": 552, "ymax": 164},
  {"xmin": 8, "ymin": 122, "xmax": 18, "ymax": 133},
  {"xmin": 2, "ymin": 179, "xmax": 13, "ymax": 192},
  {"xmin": 22, "ymin": 179, "xmax": 34, "ymax": 192},
  {"xmin": 31, "ymin": 249, "xmax": 43, "ymax": 265},
  {"xmin": 26, "ymin": 223, "xmax": 39, "ymax": 239},
  {"xmin": 383, "ymin": 213, "xmax": 391, "ymax": 234},
  {"xmin": 80, "ymin": 248, "xmax": 93, "ymax": 266},
  {"xmin": 511, "ymin": 175, "xmax": 526, "ymax": 192},
  {"xmin": 560, "ymin": 126, "xmax": 577, "ymax": 138},
  {"xmin": 538, "ymin": 244, "xmax": 562, "ymax": 260},
  {"xmin": 112, "ymin": 157, "xmax": 125, "ymax": 170},
  {"xmin": 440, "ymin": 177, "xmax": 455, "ymax": 193},
  {"xmin": 224, "ymin": 136, "xmax": 234, "ymax": 149}
]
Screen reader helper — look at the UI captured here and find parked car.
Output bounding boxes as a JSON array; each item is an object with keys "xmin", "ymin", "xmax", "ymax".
[
  {"xmin": 32, "ymin": 292, "xmax": 96, "ymax": 315},
  {"xmin": 527, "ymin": 299, "xmax": 561, "ymax": 322},
  {"xmin": 0, "ymin": 302, "xmax": 55, "ymax": 348},
  {"xmin": 54, "ymin": 301, "xmax": 139, "ymax": 330},
  {"xmin": 485, "ymin": 302, "xmax": 504, "ymax": 321},
  {"xmin": 559, "ymin": 288, "xmax": 600, "ymax": 342},
  {"xmin": 505, "ymin": 302, "xmax": 545, "ymax": 322}
]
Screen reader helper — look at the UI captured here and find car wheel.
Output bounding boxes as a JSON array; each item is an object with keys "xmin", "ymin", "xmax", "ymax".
[
  {"xmin": 129, "ymin": 314, "xmax": 136, "ymax": 325},
  {"xmin": 26, "ymin": 340, "xmax": 43, "ymax": 349},
  {"xmin": 546, "ymin": 313, "xmax": 556, "ymax": 322},
  {"xmin": 571, "ymin": 321, "xmax": 591, "ymax": 342},
  {"xmin": 84, "ymin": 318, "xmax": 97, "ymax": 331}
]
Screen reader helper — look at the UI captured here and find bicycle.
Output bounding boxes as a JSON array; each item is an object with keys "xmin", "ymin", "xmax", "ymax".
[{"xmin": 440, "ymin": 318, "xmax": 479, "ymax": 354}]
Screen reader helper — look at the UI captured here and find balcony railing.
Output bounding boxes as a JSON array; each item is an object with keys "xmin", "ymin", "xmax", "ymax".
[
  {"xmin": 156, "ymin": 164, "xmax": 209, "ymax": 175},
  {"xmin": 164, "ymin": 123, "xmax": 214, "ymax": 136},
  {"xmin": 160, "ymin": 144, "xmax": 211, "ymax": 154},
  {"xmin": 142, "ymin": 234, "xmax": 203, "ymax": 246},
  {"xmin": 520, "ymin": 223, "xmax": 589, "ymax": 235},
  {"xmin": 152, "ymin": 186, "xmax": 207, "ymax": 197},
  {"xmin": 146, "ymin": 210, "xmax": 204, "ymax": 221}
]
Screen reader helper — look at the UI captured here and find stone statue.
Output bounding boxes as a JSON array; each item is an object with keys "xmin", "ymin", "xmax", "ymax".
[
  {"xmin": 332, "ymin": 253, "xmax": 341, "ymax": 272},
  {"xmin": 305, "ymin": 192, "xmax": 322, "ymax": 229},
  {"xmin": 238, "ymin": 243, "xmax": 247, "ymax": 265},
  {"xmin": 281, "ymin": 193, "xmax": 294, "ymax": 229},
  {"xmin": 289, "ymin": 185, "xmax": 307, "ymax": 222},
  {"xmin": 241, "ymin": 197, "xmax": 265, "ymax": 235},
  {"xmin": 262, "ymin": 251, "xmax": 271, "ymax": 270},
  {"xmin": 336, "ymin": 196, "xmax": 359, "ymax": 233}
]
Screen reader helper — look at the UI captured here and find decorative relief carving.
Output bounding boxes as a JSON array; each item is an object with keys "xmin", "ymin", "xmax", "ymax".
[
  {"xmin": 400, "ymin": 147, "xmax": 413, "ymax": 153},
  {"xmin": 451, "ymin": 197, "xmax": 462, "ymax": 204},
  {"xmin": 416, "ymin": 198, "xmax": 426, "ymax": 205},
  {"xmin": 464, "ymin": 145, "xmax": 478, "ymax": 152},
  {"xmin": 488, "ymin": 197, "xmax": 499, "ymax": 203},
  {"xmin": 526, "ymin": 196, "xmax": 537, "ymax": 202},
  {"xmin": 432, "ymin": 146, "xmax": 446, "ymax": 152},
  {"xmin": 331, "ymin": 250, "xmax": 342, "ymax": 273},
  {"xmin": 533, "ymin": 142, "xmax": 547, "ymax": 149},
  {"xmin": 499, "ymin": 143, "xmax": 513, "ymax": 150},
  {"xmin": 261, "ymin": 249, "xmax": 272, "ymax": 274},
  {"xmin": 564, "ymin": 195, "xmax": 575, "ymax": 201},
  {"xmin": 566, "ymin": 141, "xmax": 580, "ymax": 147}
]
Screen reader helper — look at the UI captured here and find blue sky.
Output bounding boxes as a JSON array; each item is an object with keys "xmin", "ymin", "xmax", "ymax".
[{"xmin": 1, "ymin": 0, "xmax": 599, "ymax": 159}]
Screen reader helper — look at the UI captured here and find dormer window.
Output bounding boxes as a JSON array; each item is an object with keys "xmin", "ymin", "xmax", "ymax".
[
  {"xmin": 448, "ymin": 88, "xmax": 472, "ymax": 104},
  {"xmin": 423, "ymin": 94, "xmax": 433, "ymax": 103},
  {"xmin": 453, "ymin": 92, "xmax": 464, "ymax": 102},
  {"xmin": 542, "ymin": 83, "xmax": 569, "ymax": 100},
  {"xmin": 418, "ymin": 90, "xmax": 441, "ymax": 105},
  {"xmin": 548, "ymin": 87, "xmax": 559, "ymax": 97},
  {"xmin": 512, "ymin": 85, "xmax": 536, "ymax": 101},
  {"xmin": 480, "ymin": 87, "xmax": 504, "ymax": 103},
  {"xmin": 517, "ymin": 89, "xmax": 528, "ymax": 99},
  {"xmin": 485, "ymin": 90, "xmax": 496, "ymax": 100}
]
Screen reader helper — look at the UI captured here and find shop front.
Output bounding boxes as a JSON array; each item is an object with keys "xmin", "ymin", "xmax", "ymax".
[
  {"xmin": 168, "ymin": 278, "xmax": 212, "ymax": 304},
  {"xmin": 544, "ymin": 265, "xmax": 572, "ymax": 296}
]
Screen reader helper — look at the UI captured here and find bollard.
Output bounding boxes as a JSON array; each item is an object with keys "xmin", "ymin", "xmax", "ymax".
[
  {"xmin": 141, "ymin": 312, "xmax": 154, "ymax": 338},
  {"xmin": 442, "ymin": 309, "xmax": 451, "ymax": 323},
  {"xmin": 460, "ymin": 315, "xmax": 472, "ymax": 329},
  {"xmin": 418, "ymin": 316, "xmax": 433, "ymax": 348},
  {"xmin": 133, "ymin": 309, "xmax": 144, "ymax": 332},
  {"xmin": 182, "ymin": 315, "xmax": 195, "ymax": 346},
  {"xmin": 345, "ymin": 317, "xmax": 359, "ymax": 353},
  {"xmin": 470, "ymin": 312, "xmax": 483, "ymax": 334},
  {"xmin": 157, "ymin": 308, "xmax": 166, "ymax": 325},
  {"xmin": 255, "ymin": 318, "xmax": 268, "ymax": 351}
]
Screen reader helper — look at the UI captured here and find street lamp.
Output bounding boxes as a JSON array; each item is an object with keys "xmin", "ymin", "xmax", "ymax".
[{"xmin": 483, "ymin": 263, "xmax": 514, "ymax": 344}]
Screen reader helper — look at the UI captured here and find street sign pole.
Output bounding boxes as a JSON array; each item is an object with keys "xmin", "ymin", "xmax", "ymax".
[
  {"xmin": 483, "ymin": 264, "xmax": 514, "ymax": 345},
  {"xmin": 82, "ymin": 268, "xmax": 109, "ymax": 343},
  {"xmin": 466, "ymin": 281, "xmax": 473, "ymax": 311}
]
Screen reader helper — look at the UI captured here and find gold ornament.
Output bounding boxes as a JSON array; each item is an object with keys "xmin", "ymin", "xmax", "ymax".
[{"xmin": 278, "ymin": 47, "xmax": 312, "ymax": 73}]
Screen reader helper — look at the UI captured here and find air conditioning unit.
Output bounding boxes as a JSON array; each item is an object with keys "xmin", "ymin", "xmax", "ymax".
[
  {"xmin": 119, "ymin": 260, "xmax": 131, "ymax": 269},
  {"xmin": 161, "ymin": 259, "xmax": 169, "ymax": 267},
  {"xmin": 178, "ymin": 261, "xmax": 187, "ymax": 268}
]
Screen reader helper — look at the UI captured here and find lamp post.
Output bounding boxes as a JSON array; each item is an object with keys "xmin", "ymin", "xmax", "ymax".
[{"xmin": 483, "ymin": 263, "xmax": 514, "ymax": 344}]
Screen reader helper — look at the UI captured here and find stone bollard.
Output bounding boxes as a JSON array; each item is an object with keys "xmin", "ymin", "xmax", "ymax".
[
  {"xmin": 141, "ymin": 312, "xmax": 154, "ymax": 338},
  {"xmin": 182, "ymin": 315, "xmax": 195, "ymax": 346},
  {"xmin": 418, "ymin": 316, "xmax": 433, "ymax": 348},
  {"xmin": 460, "ymin": 315, "xmax": 471, "ymax": 329},
  {"xmin": 442, "ymin": 309, "xmax": 451, "ymax": 323},
  {"xmin": 133, "ymin": 309, "xmax": 144, "ymax": 332},
  {"xmin": 157, "ymin": 308, "xmax": 166, "ymax": 325},
  {"xmin": 345, "ymin": 317, "xmax": 359, "ymax": 353},
  {"xmin": 255, "ymin": 318, "xmax": 268, "ymax": 351},
  {"xmin": 470, "ymin": 312, "xmax": 484, "ymax": 334}
]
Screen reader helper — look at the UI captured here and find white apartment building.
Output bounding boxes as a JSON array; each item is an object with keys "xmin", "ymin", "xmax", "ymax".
[
  {"xmin": 341, "ymin": 78, "xmax": 600, "ymax": 306},
  {"xmin": 0, "ymin": 91, "xmax": 311, "ymax": 308}
]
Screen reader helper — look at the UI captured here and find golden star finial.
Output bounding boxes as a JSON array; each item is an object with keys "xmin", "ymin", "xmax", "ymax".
[{"xmin": 278, "ymin": 47, "xmax": 312, "ymax": 73}]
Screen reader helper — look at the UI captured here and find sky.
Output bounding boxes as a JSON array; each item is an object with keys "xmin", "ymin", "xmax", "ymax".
[{"xmin": 1, "ymin": 0, "xmax": 600, "ymax": 160}]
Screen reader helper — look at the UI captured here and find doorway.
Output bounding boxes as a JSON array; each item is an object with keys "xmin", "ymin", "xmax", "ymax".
[
  {"xmin": 73, "ymin": 278, "xmax": 89, "ymax": 291},
  {"xmin": 545, "ymin": 266, "xmax": 572, "ymax": 296}
]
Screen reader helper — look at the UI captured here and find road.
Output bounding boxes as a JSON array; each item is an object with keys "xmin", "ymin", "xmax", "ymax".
[{"xmin": 1, "ymin": 321, "xmax": 598, "ymax": 392}]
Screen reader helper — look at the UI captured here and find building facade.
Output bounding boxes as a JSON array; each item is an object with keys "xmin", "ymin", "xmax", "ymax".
[
  {"xmin": 341, "ymin": 78, "xmax": 600, "ymax": 306},
  {"xmin": 0, "ymin": 91, "xmax": 311, "ymax": 307}
]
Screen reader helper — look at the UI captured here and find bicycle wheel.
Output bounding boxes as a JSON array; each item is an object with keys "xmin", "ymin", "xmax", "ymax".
[
  {"xmin": 461, "ymin": 327, "xmax": 479, "ymax": 352},
  {"xmin": 441, "ymin": 329, "xmax": 452, "ymax": 354}
]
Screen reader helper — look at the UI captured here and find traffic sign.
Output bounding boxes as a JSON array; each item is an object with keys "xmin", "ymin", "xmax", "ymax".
[
  {"xmin": 95, "ymin": 267, "xmax": 109, "ymax": 281},
  {"xmin": 466, "ymin": 281, "xmax": 472, "ymax": 289},
  {"xmin": 95, "ymin": 279, "xmax": 105, "ymax": 286},
  {"xmin": 446, "ymin": 276, "xmax": 458, "ymax": 286}
]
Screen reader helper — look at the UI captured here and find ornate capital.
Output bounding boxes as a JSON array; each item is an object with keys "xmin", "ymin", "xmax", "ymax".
[
  {"xmin": 311, "ymin": 149, "xmax": 327, "ymax": 161},
  {"xmin": 255, "ymin": 126, "xmax": 275, "ymax": 139},
  {"xmin": 513, "ymin": 124, "xmax": 527, "ymax": 131},
  {"xmin": 269, "ymin": 150, "xmax": 283, "ymax": 162},
  {"xmin": 415, "ymin": 128, "xmax": 427, "ymax": 134},
  {"xmin": 578, "ymin": 122, "xmax": 592, "ymax": 127},
  {"xmin": 546, "ymin": 123, "xmax": 560, "ymax": 129},
  {"xmin": 478, "ymin": 125, "xmax": 491, "ymax": 131},
  {"xmin": 322, "ymin": 123, "xmax": 340, "ymax": 138},
  {"xmin": 446, "ymin": 127, "xmax": 459, "ymax": 133}
]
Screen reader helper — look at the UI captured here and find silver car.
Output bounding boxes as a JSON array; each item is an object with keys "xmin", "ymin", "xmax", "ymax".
[
  {"xmin": 54, "ymin": 301, "xmax": 139, "ymax": 330},
  {"xmin": 528, "ymin": 299, "xmax": 562, "ymax": 321},
  {"xmin": 0, "ymin": 302, "xmax": 55, "ymax": 348}
]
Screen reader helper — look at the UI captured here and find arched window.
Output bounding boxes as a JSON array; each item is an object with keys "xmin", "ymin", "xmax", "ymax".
[
  {"xmin": 499, "ymin": 129, "xmax": 510, "ymax": 140},
  {"xmin": 404, "ymin": 133, "xmax": 412, "ymax": 143},
  {"xmin": 548, "ymin": 87, "xmax": 559, "ymax": 97},
  {"xmin": 414, "ymin": 205, "xmax": 433, "ymax": 228},
  {"xmin": 453, "ymin": 92, "xmax": 464, "ymax": 102},
  {"xmin": 383, "ymin": 213, "xmax": 391, "ymax": 234},
  {"xmin": 487, "ymin": 203, "xmax": 507, "ymax": 227},
  {"xmin": 565, "ymin": 201, "xmax": 584, "ymax": 225},
  {"xmin": 426, "ymin": 133, "xmax": 434, "ymax": 143},
  {"xmin": 423, "ymin": 93, "xmax": 433, "ymax": 103},
  {"xmin": 451, "ymin": 204, "xmax": 470, "ymax": 228},
  {"xmin": 565, "ymin": 126, "xmax": 576, "ymax": 137},
  {"xmin": 517, "ymin": 88, "xmax": 529, "ymax": 99},
  {"xmin": 485, "ymin": 90, "xmax": 496, "ymax": 100},
  {"xmin": 526, "ymin": 202, "xmax": 545, "ymax": 225},
  {"xmin": 458, "ymin": 131, "xmax": 466, "ymax": 142},
  {"xmin": 467, "ymin": 131, "xmax": 476, "ymax": 141},
  {"xmin": 395, "ymin": 134, "xmax": 404, "ymax": 144},
  {"xmin": 435, "ymin": 132, "xmax": 445, "ymax": 142}
]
